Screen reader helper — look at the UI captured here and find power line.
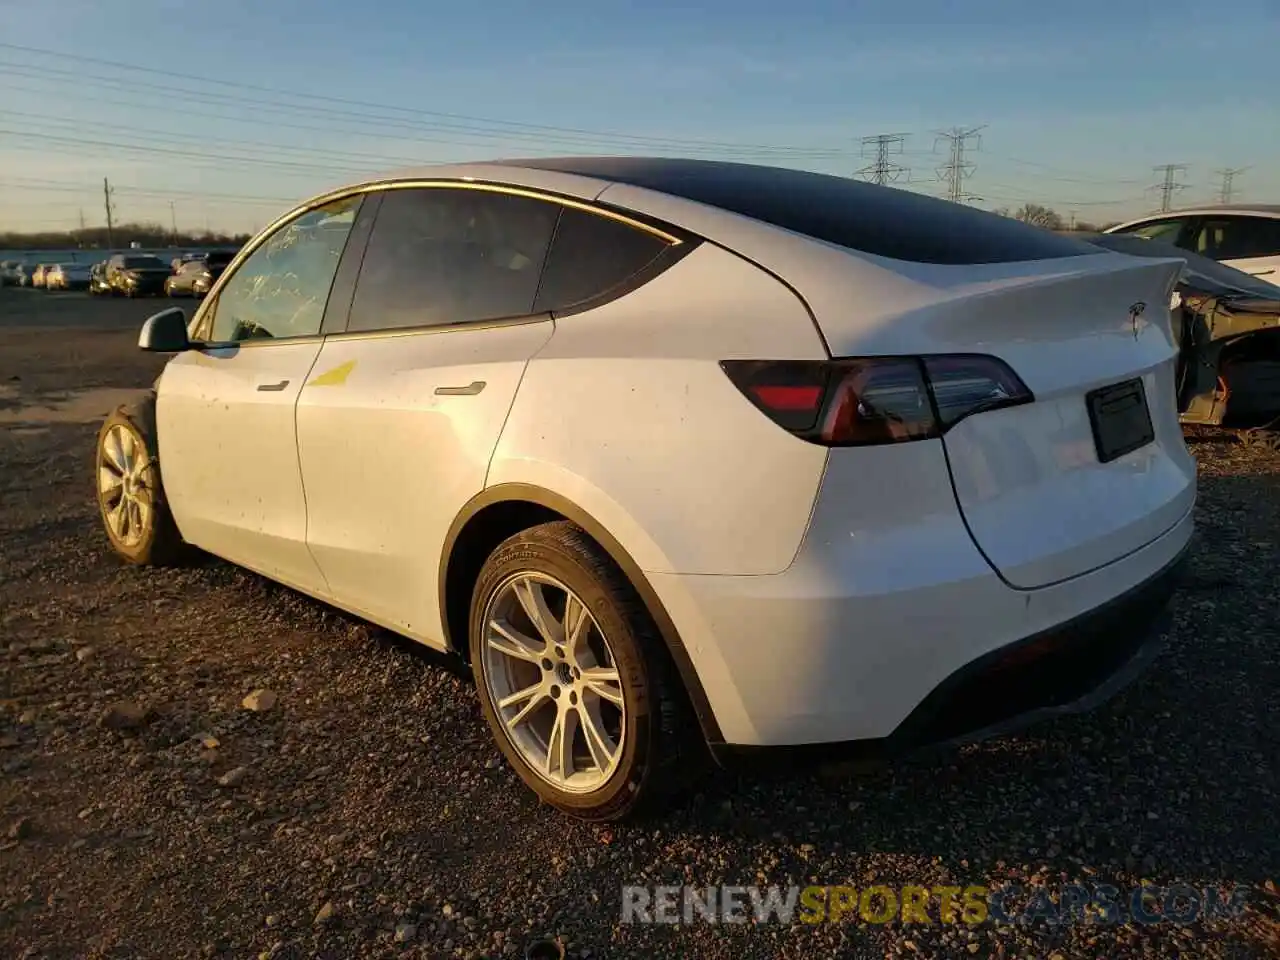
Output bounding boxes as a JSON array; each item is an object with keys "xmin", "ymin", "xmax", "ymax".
[
  {"xmin": 1149, "ymin": 164, "xmax": 1188, "ymax": 213},
  {"xmin": 856, "ymin": 133, "xmax": 909, "ymax": 185},
  {"xmin": 1214, "ymin": 167, "xmax": 1248, "ymax": 204},
  {"xmin": 0, "ymin": 44, "xmax": 852, "ymax": 159},
  {"xmin": 934, "ymin": 126, "xmax": 985, "ymax": 203}
]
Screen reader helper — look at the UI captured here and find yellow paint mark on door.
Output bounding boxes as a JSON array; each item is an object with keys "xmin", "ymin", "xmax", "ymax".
[{"xmin": 306, "ymin": 359, "xmax": 356, "ymax": 388}]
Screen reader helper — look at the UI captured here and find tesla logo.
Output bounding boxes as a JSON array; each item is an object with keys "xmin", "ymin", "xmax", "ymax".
[{"xmin": 1129, "ymin": 301, "xmax": 1147, "ymax": 340}]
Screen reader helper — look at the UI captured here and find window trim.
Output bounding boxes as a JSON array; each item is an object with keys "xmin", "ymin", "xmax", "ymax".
[
  {"xmin": 192, "ymin": 194, "xmax": 366, "ymax": 345},
  {"xmin": 190, "ymin": 177, "xmax": 694, "ymax": 344}
]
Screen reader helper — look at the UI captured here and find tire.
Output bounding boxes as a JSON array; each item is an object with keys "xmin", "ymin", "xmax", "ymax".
[
  {"xmin": 469, "ymin": 521, "xmax": 695, "ymax": 821},
  {"xmin": 95, "ymin": 395, "xmax": 188, "ymax": 566}
]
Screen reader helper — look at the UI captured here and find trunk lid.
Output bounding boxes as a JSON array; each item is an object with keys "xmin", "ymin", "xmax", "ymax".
[{"xmin": 809, "ymin": 252, "xmax": 1196, "ymax": 589}]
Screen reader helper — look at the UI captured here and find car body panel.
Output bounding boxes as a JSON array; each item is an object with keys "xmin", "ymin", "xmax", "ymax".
[
  {"xmin": 647, "ymin": 447, "xmax": 1194, "ymax": 746},
  {"xmin": 487, "ymin": 241, "xmax": 830, "ymax": 578},
  {"xmin": 296, "ymin": 318, "xmax": 555, "ymax": 644},
  {"xmin": 157, "ymin": 341, "xmax": 329, "ymax": 594}
]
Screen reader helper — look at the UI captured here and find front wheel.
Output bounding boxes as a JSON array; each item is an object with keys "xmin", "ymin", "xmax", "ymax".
[
  {"xmin": 95, "ymin": 398, "xmax": 187, "ymax": 565},
  {"xmin": 469, "ymin": 521, "xmax": 694, "ymax": 821}
]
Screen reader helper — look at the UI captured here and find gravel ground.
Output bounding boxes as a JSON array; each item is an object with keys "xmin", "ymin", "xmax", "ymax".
[{"xmin": 1, "ymin": 288, "xmax": 1277, "ymax": 960}]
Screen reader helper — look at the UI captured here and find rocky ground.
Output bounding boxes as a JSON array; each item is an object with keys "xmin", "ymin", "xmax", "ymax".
[{"xmin": 0, "ymin": 288, "xmax": 1277, "ymax": 959}]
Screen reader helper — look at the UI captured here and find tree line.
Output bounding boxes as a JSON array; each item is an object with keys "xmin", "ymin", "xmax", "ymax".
[
  {"xmin": 0, "ymin": 222, "xmax": 252, "ymax": 251},
  {"xmin": 993, "ymin": 204, "xmax": 1117, "ymax": 234}
]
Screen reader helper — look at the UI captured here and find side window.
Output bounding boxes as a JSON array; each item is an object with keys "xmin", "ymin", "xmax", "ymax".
[
  {"xmin": 207, "ymin": 195, "xmax": 360, "ymax": 343},
  {"xmin": 347, "ymin": 187, "xmax": 559, "ymax": 333},
  {"xmin": 533, "ymin": 207, "xmax": 672, "ymax": 313},
  {"xmin": 1195, "ymin": 217, "xmax": 1280, "ymax": 260},
  {"xmin": 1120, "ymin": 218, "xmax": 1188, "ymax": 245}
]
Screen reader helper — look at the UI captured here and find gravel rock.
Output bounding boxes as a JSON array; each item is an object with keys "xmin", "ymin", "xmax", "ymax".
[
  {"xmin": 314, "ymin": 902, "xmax": 337, "ymax": 926},
  {"xmin": 217, "ymin": 766, "xmax": 249, "ymax": 787},
  {"xmin": 97, "ymin": 701, "xmax": 152, "ymax": 731},
  {"xmin": 75, "ymin": 645, "xmax": 96, "ymax": 662},
  {"xmin": 241, "ymin": 689, "xmax": 278, "ymax": 713}
]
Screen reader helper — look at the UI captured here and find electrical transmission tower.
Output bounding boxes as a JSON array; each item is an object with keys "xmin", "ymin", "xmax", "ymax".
[
  {"xmin": 1150, "ymin": 164, "xmax": 1188, "ymax": 213},
  {"xmin": 935, "ymin": 126, "xmax": 985, "ymax": 203},
  {"xmin": 1214, "ymin": 167, "xmax": 1248, "ymax": 204},
  {"xmin": 102, "ymin": 177, "xmax": 116, "ymax": 250},
  {"xmin": 857, "ymin": 133, "xmax": 909, "ymax": 185}
]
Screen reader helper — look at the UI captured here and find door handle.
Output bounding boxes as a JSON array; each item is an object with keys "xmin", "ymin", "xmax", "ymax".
[
  {"xmin": 256, "ymin": 380, "xmax": 290, "ymax": 392},
  {"xmin": 434, "ymin": 381, "xmax": 486, "ymax": 396}
]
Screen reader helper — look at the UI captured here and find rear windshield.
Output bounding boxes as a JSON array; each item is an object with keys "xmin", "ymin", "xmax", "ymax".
[
  {"xmin": 517, "ymin": 158, "xmax": 1097, "ymax": 265},
  {"xmin": 204, "ymin": 251, "xmax": 234, "ymax": 267},
  {"xmin": 123, "ymin": 256, "xmax": 166, "ymax": 269}
]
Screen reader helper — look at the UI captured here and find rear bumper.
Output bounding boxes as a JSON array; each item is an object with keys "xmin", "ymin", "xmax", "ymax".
[
  {"xmin": 645, "ymin": 438, "xmax": 1195, "ymax": 752},
  {"xmin": 710, "ymin": 541, "xmax": 1186, "ymax": 770}
]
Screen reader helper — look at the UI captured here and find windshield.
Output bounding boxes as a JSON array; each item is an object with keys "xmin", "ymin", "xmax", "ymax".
[
  {"xmin": 205, "ymin": 251, "xmax": 235, "ymax": 267},
  {"xmin": 123, "ymin": 256, "xmax": 166, "ymax": 269}
]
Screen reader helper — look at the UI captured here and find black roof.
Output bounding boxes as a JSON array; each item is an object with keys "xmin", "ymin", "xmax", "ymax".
[{"xmin": 505, "ymin": 157, "xmax": 1098, "ymax": 265}]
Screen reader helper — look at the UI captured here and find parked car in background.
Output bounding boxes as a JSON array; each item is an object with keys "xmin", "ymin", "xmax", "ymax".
[
  {"xmin": 46, "ymin": 262, "xmax": 93, "ymax": 291},
  {"xmin": 106, "ymin": 253, "xmax": 172, "ymax": 297},
  {"xmin": 96, "ymin": 158, "xmax": 1194, "ymax": 820},
  {"xmin": 1105, "ymin": 205, "xmax": 1280, "ymax": 288},
  {"xmin": 89, "ymin": 261, "xmax": 111, "ymax": 296},
  {"xmin": 30, "ymin": 264, "xmax": 53, "ymax": 289},
  {"xmin": 0, "ymin": 260, "xmax": 22, "ymax": 286},
  {"xmin": 165, "ymin": 250, "xmax": 236, "ymax": 298},
  {"xmin": 1089, "ymin": 232, "xmax": 1280, "ymax": 432}
]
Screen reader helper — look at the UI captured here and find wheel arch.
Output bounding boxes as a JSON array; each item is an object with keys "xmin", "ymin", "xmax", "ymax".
[{"xmin": 440, "ymin": 482, "xmax": 724, "ymax": 746}]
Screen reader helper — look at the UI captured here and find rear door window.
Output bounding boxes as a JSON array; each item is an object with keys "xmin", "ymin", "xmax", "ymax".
[
  {"xmin": 347, "ymin": 186, "xmax": 559, "ymax": 332},
  {"xmin": 1193, "ymin": 216, "xmax": 1280, "ymax": 260},
  {"xmin": 534, "ymin": 207, "xmax": 672, "ymax": 313}
]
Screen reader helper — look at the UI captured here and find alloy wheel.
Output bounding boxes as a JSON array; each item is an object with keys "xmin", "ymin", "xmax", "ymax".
[
  {"xmin": 481, "ymin": 572, "xmax": 627, "ymax": 793},
  {"xmin": 98, "ymin": 424, "xmax": 154, "ymax": 547}
]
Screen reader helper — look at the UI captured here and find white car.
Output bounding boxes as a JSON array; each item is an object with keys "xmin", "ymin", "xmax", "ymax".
[
  {"xmin": 45, "ymin": 262, "xmax": 93, "ymax": 290},
  {"xmin": 95, "ymin": 158, "xmax": 1196, "ymax": 820},
  {"xmin": 1105, "ymin": 205, "xmax": 1280, "ymax": 287}
]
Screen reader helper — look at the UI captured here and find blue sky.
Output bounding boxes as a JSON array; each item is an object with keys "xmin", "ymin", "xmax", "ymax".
[{"xmin": 1, "ymin": 0, "xmax": 1277, "ymax": 233}]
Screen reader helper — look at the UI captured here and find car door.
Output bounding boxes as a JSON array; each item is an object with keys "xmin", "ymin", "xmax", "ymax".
[
  {"xmin": 295, "ymin": 184, "xmax": 564, "ymax": 644},
  {"xmin": 156, "ymin": 194, "xmax": 363, "ymax": 594},
  {"xmin": 1190, "ymin": 215, "xmax": 1280, "ymax": 286}
]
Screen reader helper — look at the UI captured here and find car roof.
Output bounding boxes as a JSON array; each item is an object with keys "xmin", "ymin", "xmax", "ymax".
[
  {"xmin": 366, "ymin": 156, "xmax": 1096, "ymax": 266},
  {"xmin": 1109, "ymin": 204, "xmax": 1280, "ymax": 229}
]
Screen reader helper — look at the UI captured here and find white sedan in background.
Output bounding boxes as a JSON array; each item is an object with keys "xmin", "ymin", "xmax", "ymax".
[
  {"xmin": 96, "ymin": 158, "xmax": 1195, "ymax": 820},
  {"xmin": 1106, "ymin": 205, "xmax": 1280, "ymax": 287}
]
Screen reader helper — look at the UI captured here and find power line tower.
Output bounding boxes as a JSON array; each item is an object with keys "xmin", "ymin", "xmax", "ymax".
[
  {"xmin": 102, "ymin": 177, "xmax": 116, "ymax": 249},
  {"xmin": 1214, "ymin": 167, "xmax": 1248, "ymax": 204},
  {"xmin": 857, "ymin": 133, "xmax": 909, "ymax": 185},
  {"xmin": 1150, "ymin": 164, "xmax": 1188, "ymax": 213},
  {"xmin": 169, "ymin": 200, "xmax": 178, "ymax": 240},
  {"xmin": 934, "ymin": 125, "xmax": 985, "ymax": 203}
]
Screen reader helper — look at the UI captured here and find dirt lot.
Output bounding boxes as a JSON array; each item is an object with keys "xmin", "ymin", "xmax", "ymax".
[{"xmin": 1, "ymin": 287, "xmax": 1278, "ymax": 959}]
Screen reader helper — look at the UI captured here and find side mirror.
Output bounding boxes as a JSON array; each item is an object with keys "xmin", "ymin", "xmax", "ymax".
[{"xmin": 138, "ymin": 307, "xmax": 191, "ymax": 352}]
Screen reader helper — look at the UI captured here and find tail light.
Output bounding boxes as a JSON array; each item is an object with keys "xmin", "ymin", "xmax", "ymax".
[{"xmin": 721, "ymin": 354, "xmax": 1033, "ymax": 446}]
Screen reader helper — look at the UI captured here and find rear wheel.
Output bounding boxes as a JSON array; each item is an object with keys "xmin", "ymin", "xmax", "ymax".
[
  {"xmin": 469, "ymin": 521, "xmax": 693, "ymax": 820},
  {"xmin": 95, "ymin": 396, "xmax": 187, "ymax": 565}
]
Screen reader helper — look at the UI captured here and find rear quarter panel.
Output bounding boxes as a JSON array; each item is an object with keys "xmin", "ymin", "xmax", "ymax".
[{"xmin": 488, "ymin": 242, "xmax": 829, "ymax": 576}]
